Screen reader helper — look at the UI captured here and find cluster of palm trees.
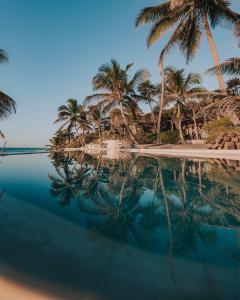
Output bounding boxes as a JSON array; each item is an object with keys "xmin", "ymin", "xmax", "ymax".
[
  {"xmin": 136, "ymin": 0, "xmax": 240, "ymax": 142},
  {"xmin": 52, "ymin": 0, "xmax": 240, "ymax": 147}
]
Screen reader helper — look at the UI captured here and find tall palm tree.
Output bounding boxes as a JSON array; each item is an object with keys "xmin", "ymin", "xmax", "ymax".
[
  {"xmin": 137, "ymin": 80, "xmax": 158, "ymax": 133},
  {"xmin": 85, "ymin": 59, "xmax": 149, "ymax": 144},
  {"xmin": 136, "ymin": 0, "xmax": 239, "ymax": 91},
  {"xmin": 163, "ymin": 67, "xmax": 207, "ymax": 143}
]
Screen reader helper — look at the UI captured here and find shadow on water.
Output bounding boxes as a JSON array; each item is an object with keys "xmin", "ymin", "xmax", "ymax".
[{"xmin": 0, "ymin": 151, "xmax": 239, "ymax": 299}]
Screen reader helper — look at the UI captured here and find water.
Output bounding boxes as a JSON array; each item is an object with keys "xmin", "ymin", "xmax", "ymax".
[
  {"xmin": 0, "ymin": 147, "xmax": 48, "ymax": 155},
  {"xmin": 0, "ymin": 151, "xmax": 239, "ymax": 299}
]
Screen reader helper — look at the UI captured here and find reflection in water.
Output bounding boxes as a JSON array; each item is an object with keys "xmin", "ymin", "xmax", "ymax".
[
  {"xmin": 49, "ymin": 152, "xmax": 240, "ymax": 238},
  {"xmin": 0, "ymin": 152, "xmax": 239, "ymax": 299},
  {"xmin": 49, "ymin": 153, "xmax": 240, "ymax": 268}
]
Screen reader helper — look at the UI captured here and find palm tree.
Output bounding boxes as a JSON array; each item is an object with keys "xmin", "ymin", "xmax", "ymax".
[
  {"xmin": 208, "ymin": 57, "xmax": 240, "ymax": 78},
  {"xmin": 50, "ymin": 129, "xmax": 75, "ymax": 148},
  {"xmin": 88, "ymin": 106, "xmax": 103, "ymax": 143},
  {"xmin": 0, "ymin": 49, "xmax": 16, "ymax": 124},
  {"xmin": 186, "ymin": 100, "xmax": 201, "ymax": 140},
  {"xmin": 206, "ymin": 53, "xmax": 240, "ymax": 123},
  {"xmin": 55, "ymin": 99, "xmax": 89, "ymax": 145},
  {"xmin": 49, "ymin": 155, "xmax": 90, "ymax": 207},
  {"xmin": 163, "ymin": 67, "xmax": 207, "ymax": 143},
  {"xmin": 137, "ymin": 80, "xmax": 158, "ymax": 133},
  {"xmin": 85, "ymin": 59, "xmax": 149, "ymax": 144},
  {"xmin": 0, "ymin": 91, "xmax": 16, "ymax": 121},
  {"xmin": 136, "ymin": 0, "xmax": 240, "ymax": 91}
]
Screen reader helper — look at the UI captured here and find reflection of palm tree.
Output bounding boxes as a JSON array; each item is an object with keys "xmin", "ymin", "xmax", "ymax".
[
  {"xmin": 49, "ymin": 156, "xmax": 90, "ymax": 206},
  {"xmin": 155, "ymin": 158, "xmax": 217, "ymax": 253},
  {"xmin": 78, "ymin": 157, "xmax": 162, "ymax": 249}
]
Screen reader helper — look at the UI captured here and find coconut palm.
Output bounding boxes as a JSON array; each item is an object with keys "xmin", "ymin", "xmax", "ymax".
[
  {"xmin": 88, "ymin": 106, "xmax": 103, "ymax": 143},
  {"xmin": 137, "ymin": 80, "xmax": 158, "ymax": 133},
  {"xmin": 0, "ymin": 91, "xmax": 16, "ymax": 121},
  {"xmin": 207, "ymin": 57, "xmax": 240, "ymax": 78},
  {"xmin": 50, "ymin": 130, "xmax": 75, "ymax": 148},
  {"xmin": 49, "ymin": 156, "xmax": 90, "ymax": 207},
  {"xmin": 0, "ymin": 49, "xmax": 16, "ymax": 123},
  {"xmin": 55, "ymin": 99, "xmax": 90, "ymax": 144},
  {"xmin": 206, "ymin": 55, "xmax": 240, "ymax": 122},
  {"xmin": 136, "ymin": 0, "xmax": 240, "ymax": 91},
  {"xmin": 55, "ymin": 99, "xmax": 81, "ymax": 134},
  {"xmin": 207, "ymin": 18, "xmax": 240, "ymax": 80},
  {"xmin": 85, "ymin": 59, "xmax": 149, "ymax": 144},
  {"xmin": 185, "ymin": 100, "xmax": 202, "ymax": 140},
  {"xmin": 163, "ymin": 67, "xmax": 207, "ymax": 143}
]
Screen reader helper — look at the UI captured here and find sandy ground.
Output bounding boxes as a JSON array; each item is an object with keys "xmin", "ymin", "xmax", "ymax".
[{"xmin": 0, "ymin": 276, "xmax": 55, "ymax": 300}]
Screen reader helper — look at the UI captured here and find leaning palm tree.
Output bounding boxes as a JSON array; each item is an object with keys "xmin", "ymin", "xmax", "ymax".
[
  {"xmin": 163, "ymin": 67, "xmax": 207, "ymax": 143},
  {"xmin": 136, "ymin": 0, "xmax": 239, "ymax": 91},
  {"xmin": 85, "ymin": 59, "xmax": 149, "ymax": 144}
]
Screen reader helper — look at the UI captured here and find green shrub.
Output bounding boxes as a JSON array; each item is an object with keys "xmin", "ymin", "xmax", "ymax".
[
  {"xmin": 203, "ymin": 118, "xmax": 234, "ymax": 143},
  {"xmin": 143, "ymin": 133, "xmax": 157, "ymax": 144},
  {"xmin": 141, "ymin": 131, "xmax": 179, "ymax": 144},
  {"xmin": 160, "ymin": 131, "xmax": 180, "ymax": 144}
]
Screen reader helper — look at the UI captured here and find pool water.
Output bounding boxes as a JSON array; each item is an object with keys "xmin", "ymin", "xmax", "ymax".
[{"xmin": 0, "ymin": 152, "xmax": 239, "ymax": 299}]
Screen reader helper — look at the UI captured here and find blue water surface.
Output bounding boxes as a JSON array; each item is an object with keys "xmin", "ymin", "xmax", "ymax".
[
  {"xmin": 0, "ymin": 151, "xmax": 239, "ymax": 300},
  {"xmin": 0, "ymin": 147, "xmax": 48, "ymax": 155}
]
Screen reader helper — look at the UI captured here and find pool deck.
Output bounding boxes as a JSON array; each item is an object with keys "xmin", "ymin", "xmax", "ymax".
[{"xmin": 65, "ymin": 145, "xmax": 240, "ymax": 161}]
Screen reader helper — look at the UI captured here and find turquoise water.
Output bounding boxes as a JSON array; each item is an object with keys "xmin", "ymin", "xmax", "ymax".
[
  {"xmin": 0, "ymin": 147, "xmax": 47, "ymax": 155},
  {"xmin": 0, "ymin": 151, "xmax": 239, "ymax": 299}
]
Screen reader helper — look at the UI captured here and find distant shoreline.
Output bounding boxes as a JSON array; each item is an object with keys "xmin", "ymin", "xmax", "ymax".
[{"xmin": 0, "ymin": 148, "xmax": 48, "ymax": 156}]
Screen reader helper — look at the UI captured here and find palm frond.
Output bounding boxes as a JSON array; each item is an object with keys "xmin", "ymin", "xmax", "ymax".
[
  {"xmin": 207, "ymin": 58, "xmax": 240, "ymax": 76},
  {"xmin": 0, "ymin": 91, "xmax": 16, "ymax": 120}
]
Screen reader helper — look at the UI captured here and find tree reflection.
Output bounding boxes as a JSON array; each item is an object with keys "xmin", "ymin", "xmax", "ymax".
[
  {"xmin": 49, "ymin": 151, "xmax": 240, "ymax": 254},
  {"xmin": 49, "ymin": 152, "xmax": 90, "ymax": 206}
]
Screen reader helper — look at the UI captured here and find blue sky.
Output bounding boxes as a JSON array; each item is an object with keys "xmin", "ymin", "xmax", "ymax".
[{"xmin": 0, "ymin": 0, "xmax": 239, "ymax": 147}]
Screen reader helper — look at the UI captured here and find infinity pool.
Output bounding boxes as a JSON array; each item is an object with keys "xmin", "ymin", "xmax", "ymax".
[{"xmin": 0, "ymin": 152, "xmax": 239, "ymax": 299}]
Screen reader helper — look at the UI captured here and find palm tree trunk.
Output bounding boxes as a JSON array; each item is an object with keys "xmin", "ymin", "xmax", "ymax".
[
  {"xmin": 201, "ymin": 11, "xmax": 225, "ymax": 91},
  {"xmin": 119, "ymin": 157, "xmax": 137, "ymax": 208},
  {"xmin": 148, "ymin": 100, "xmax": 157, "ymax": 133},
  {"xmin": 98, "ymin": 123, "xmax": 102, "ymax": 144},
  {"xmin": 177, "ymin": 104, "xmax": 185, "ymax": 144},
  {"xmin": 120, "ymin": 102, "xmax": 139, "ymax": 145},
  {"xmin": 192, "ymin": 109, "xmax": 199, "ymax": 140},
  {"xmin": 157, "ymin": 58, "xmax": 165, "ymax": 143},
  {"xmin": 82, "ymin": 129, "xmax": 86, "ymax": 146},
  {"xmin": 158, "ymin": 159, "xmax": 173, "ymax": 267}
]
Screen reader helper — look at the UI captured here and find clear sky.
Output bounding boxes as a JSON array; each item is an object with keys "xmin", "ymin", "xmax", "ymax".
[{"xmin": 0, "ymin": 0, "xmax": 239, "ymax": 147}]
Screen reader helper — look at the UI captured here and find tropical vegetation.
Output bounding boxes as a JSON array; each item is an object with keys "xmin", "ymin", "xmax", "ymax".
[{"xmin": 50, "ymin": 0, "xmax": 240, "ymax": 149}]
